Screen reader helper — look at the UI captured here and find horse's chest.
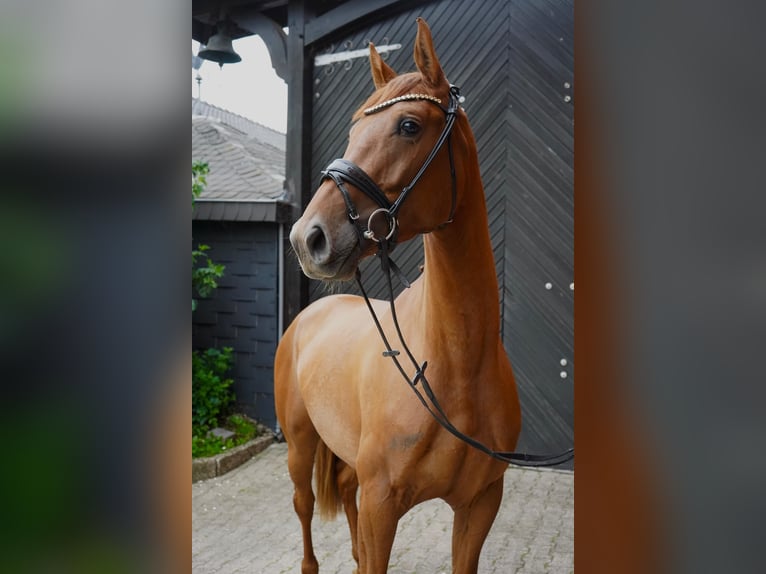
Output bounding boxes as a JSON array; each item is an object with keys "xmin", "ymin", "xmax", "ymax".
[{"xmin": 380, "ymin": 417, "xmax": 498, "ymax": 496}]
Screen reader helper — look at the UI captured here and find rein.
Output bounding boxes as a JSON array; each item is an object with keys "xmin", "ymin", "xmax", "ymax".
[{"xmin": 322, "ymin": 85, "xmax": 574, "ymax": 468}]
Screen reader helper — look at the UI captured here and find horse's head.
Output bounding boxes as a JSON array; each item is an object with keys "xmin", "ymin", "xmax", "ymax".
[{"xmin": 290, "ymin": 18, "xmax": 463, "ymax": 281}]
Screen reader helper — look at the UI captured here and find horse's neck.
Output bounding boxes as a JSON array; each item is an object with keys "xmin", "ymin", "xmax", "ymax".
[{"xmin": 419, "ymin": 179, "xmax": 500, "ymax": 356}]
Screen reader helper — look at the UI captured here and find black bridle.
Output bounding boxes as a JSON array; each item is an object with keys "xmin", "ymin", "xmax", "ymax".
[
  {"xmin": 321, "ymin": 86, "xmax": 461, "ymax": 248},
  {"xmin": 320, "ymin": 84, "xmax": 573, "ymax": 468}
]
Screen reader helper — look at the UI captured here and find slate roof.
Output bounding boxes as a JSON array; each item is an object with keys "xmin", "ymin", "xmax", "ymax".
[
  {"xmin": 192, "ymin": 98, "xmax": 288, "ymax": 222},
  {"xmin": 192, "ymin": 98, "xmax": 285, "ymax": 151}
]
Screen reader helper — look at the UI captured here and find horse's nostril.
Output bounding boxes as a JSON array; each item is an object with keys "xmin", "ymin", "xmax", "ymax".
[{"xmin": 306, "ymin": 225, "xmax": 329, "ymax": 262}]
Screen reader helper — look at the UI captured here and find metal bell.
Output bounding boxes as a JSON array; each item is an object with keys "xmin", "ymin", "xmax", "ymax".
[{"xmin": 198, "ymin": 31, "xmax": 241, "ymax": 67}]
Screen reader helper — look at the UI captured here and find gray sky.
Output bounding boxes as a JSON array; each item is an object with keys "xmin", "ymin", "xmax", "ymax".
[{"xmin": 192, "ymin": 35, "xmax": 287, "ymax": 133}]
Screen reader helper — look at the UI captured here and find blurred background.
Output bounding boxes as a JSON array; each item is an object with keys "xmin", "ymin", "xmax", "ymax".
[{"xmin": 0, "ymin": 1, "xmax": 764, "ymax": 573}]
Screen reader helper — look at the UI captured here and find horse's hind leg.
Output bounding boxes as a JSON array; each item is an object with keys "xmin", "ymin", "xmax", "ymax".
[
  {"xmin": 287, "ymin": 428, "xmax": 320, "ymax": 574},
  {"xmin": 276, "ymin": 329, "xmax": 322, "ymax": 573},
  {"xmin": 277, "ymin": 375, "xmax": 321, "ymax": 572},
  {"xmin": 450, "ymin": 476, "xmax": 504, "ymax": 573},
  {"xmin": 337, "ymin": 460, "xmax": 360, "ymax": 572}
]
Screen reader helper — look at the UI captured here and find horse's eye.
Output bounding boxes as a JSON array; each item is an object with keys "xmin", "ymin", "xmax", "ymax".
[{"xmin": 398, "ymin": 119, "xmax": 420, "ymax": 136}]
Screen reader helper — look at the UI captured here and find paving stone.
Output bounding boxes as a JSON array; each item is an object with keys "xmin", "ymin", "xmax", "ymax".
[{"xmin": 193, "ymin": 443, "xmax": 573, "ymax": 573}]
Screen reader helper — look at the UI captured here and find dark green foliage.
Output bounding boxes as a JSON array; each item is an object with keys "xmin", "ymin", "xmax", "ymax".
[
  {"xmin": 226, "ymin": 414, "xmax": 258, "ymax": 442},
  {"xmin": 192, "ymin": 160, "xmax": 209, "ymax": 201},
  {"xmin": 192, "ymin": 346, "xmax": 235, "ymax": 430},
  {"xmin": 192, "ymin": 433, "xmax": 234, "ymax": 459},
  {"xmin": 192, "ymin": 244, "xmax": 225, "ymax": 311},
  {"xmin": 191, "ymin": 160, "xmax": 261, "ymax": 460},
  {"xmin": 192, "ymin": 161, "xmax": 225, "ymax": 311},
  {"xmin": 192, "ymin": 414, "xmax": 260, "ymax": 459}
]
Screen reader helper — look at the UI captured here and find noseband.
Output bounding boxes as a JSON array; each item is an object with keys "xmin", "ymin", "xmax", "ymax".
[{"xmin": 320, "ymin": 84, "xmax": 463, "ymax": 248}]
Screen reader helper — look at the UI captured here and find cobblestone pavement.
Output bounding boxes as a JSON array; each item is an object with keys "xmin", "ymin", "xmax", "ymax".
[{"xmin": 193, "ymin": 443, "xmax": 573, "ymax": 573}]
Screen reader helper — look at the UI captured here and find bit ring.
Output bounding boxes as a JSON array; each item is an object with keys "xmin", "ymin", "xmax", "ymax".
[{"xmin": 363, "ymin": 208, "xmax": 397, "ymax": 243}]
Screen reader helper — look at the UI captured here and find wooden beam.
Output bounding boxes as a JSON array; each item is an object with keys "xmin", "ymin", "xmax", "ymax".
[
  {"xmin": 232, "ymin": 8, "xmax": 289, "ymax": 81},
  {"xmin": 304, "ymin": 0, "xmax": 429, "ymax": 46},
  {"xmin": 193, "ymin": 0, "xmax": 288, "ymax": 18},
  {"xmin": 281, "ymin": 0, "xmax": 313, "ymax": 330},
  {"xmin": 192, "ymin": 18, "xmax": 212, "ymax": 44}
]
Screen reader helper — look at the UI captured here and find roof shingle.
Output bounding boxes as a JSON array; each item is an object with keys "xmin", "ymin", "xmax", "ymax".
[{"xmin": 192, "ymin": 97, "xmax": 286, "ymax": 207}]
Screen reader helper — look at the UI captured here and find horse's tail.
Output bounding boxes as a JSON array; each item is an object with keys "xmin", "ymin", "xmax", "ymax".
[{"xmin": 314, "ymin": 439, "xmax": 342, "ymax": 521}]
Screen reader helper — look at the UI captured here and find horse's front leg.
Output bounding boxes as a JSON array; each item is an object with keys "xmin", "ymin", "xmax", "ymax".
[
  {"xmin": 356, "ymin": 478, "xmax": 407, "ymax": 574},
  {"xmin": 450, "ymin": 475, "xmax": 504, "ymax": 574}
]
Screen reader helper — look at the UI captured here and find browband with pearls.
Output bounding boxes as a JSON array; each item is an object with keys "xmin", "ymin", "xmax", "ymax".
[{"xmin": 363, "ymin": 93, "xmax": 442, "ymax": 115}]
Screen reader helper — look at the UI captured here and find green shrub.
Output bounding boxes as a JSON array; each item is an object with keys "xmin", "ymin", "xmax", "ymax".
[
  {"xmin": 192, "ymin": 161, "xmax": 209, "ymax": 200},
  {"xmin": 192, "ymin": 244, "xmax": 225, "ymax": 312},
  {"xmin": 192, "ymin": 346, "xmax": 235, "ymax": 431},
  {"xmin": 226, "ymin": 414, "xmax": 258, "ymax": 442},
  {"xmin": 192, "ymin": 414, "xmax": 260, "ymax": 459},
  {"xmin": 192, "ymin": 433, "xmax": 235, "ymax": 458},
  {"xmin": 192, "ymin": 161, "xmax": 225, "ymax": 312}
]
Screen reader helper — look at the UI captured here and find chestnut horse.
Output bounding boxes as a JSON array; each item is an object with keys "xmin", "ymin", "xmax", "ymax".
[{"xmin": 275, "ymin": 18, "xmax": 521, "ymax": 574}]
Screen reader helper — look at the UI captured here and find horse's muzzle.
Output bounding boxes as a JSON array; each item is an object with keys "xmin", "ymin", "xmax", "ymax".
[{"xmin": 289, "ymin": 216, "xmax": 361, "ymax": 281}]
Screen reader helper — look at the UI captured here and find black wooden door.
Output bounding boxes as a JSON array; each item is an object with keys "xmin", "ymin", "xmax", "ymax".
[{"xmin": 307, "ymin": 0, "xmax": 573, "ymax": 466}]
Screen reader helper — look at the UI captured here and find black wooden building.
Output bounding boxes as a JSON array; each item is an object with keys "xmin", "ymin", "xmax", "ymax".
[
  {"xmin": 193, "ymin": 0, "xmax": 573, "ymax": 464},
  {"xmin": 192, "ymin": 98, "xmax": 289, "ymax": 428}
]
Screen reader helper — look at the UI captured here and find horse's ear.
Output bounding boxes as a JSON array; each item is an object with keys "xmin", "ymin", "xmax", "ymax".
[
  {"xmin": 369, "ymin": 43, "xmax": 397, "ymax": 89},
  {"xmin": 413, "ymin": 17, "xmax": 447, "ymax": 88}
]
